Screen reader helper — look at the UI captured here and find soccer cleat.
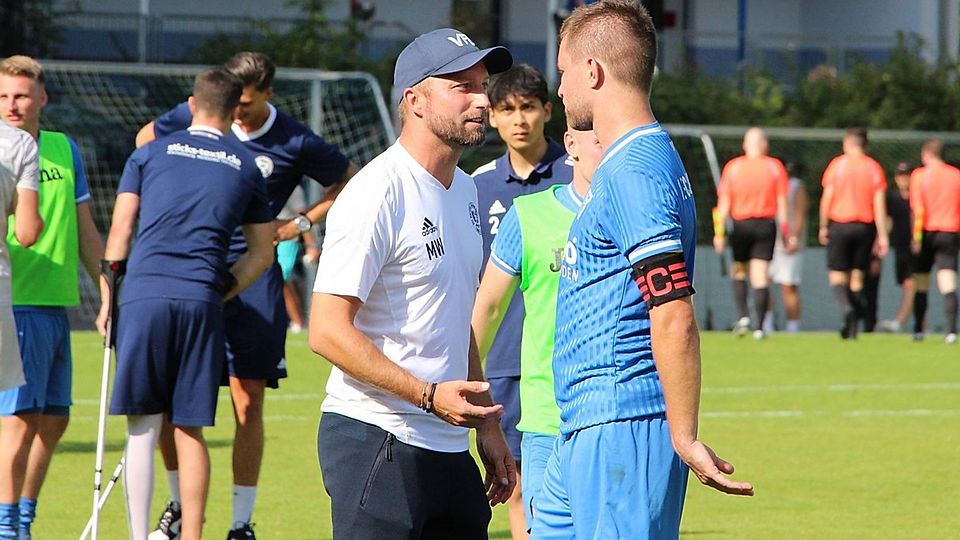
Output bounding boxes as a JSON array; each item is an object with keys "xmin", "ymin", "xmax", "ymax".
[
  {"xmin": 945, "ymin": 333, "xmax": 958, "ymax": 345},
  {"xmin": 733, "ymin": 317, "xmax": 750, "ymax": 337},
  {"xmin": 840, "ymin": 310, "xmax": 858, "ymax": 340},
  {"xmin": 227, "ymin": 522, "xmax": 256, "ymax": 540},
  {"xmin": 148, "ymin": 500, "xmax": 181, "ymax": 540},
  {"xmin": 877, "ymin": 320, "xmax": 901, "ymax": 333}
]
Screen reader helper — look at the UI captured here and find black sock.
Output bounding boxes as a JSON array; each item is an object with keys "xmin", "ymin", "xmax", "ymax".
[
  {"xmin": 733, "ymin": 279, "xmax": 749, "ymax": 319},
  {"xmin": 849, "ymin": 289, "xmax": 866, "ymax": 319},
  {"xmin": 831, "ymin": 284, "xmax": 852, "ymax": 313},
  {"xmin": 914, "ymin": 291, "xmax": 929, "ymax": 333},
  {"xmin": 753, "ymin": 287, "xmax": 769, "ymax": 331},
  {"xmin": 945, "ymin": 291, "xmax": 958, "ymax": 334}
]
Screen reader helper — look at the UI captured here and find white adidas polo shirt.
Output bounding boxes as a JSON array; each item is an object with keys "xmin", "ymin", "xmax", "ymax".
[{"xmin": 314, "ymin": 141, "xmax": 484, "ymax": 453}]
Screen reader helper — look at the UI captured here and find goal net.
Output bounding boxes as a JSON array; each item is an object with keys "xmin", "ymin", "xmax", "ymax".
[{"xmin": 38, "ymin": 61, "xmax": 396, "ymax": 328}]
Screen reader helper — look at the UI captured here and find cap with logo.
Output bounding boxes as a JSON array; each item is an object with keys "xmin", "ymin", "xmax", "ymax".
[
  {"xmin": 895, "ymin": 162, "xmax": 912, "ymax": 175},
  {"xmin": 392, "ymin": 28, "xmax": 513, "ymax": 102}
]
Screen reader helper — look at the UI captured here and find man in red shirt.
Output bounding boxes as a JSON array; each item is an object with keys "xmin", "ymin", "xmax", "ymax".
[
  {"xmin": 909, "ymin": 139, "xmax": 960, "ymax": 343},
  {"xmin": 714, "ymin": 127, "xmax": 789, "ymax": 339},
  {"xmin": 819, "ymin": 127, "xmax": 889, "ymax": 339}
]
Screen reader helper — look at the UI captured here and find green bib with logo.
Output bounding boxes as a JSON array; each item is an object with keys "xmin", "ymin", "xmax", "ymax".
[
  {"xmin": 512, "ymin": 184, "xmax": 575, "ymax": 436},
  {"xmin": 7, "ymin": 130, "xmax": 80, "ymax": 306}
]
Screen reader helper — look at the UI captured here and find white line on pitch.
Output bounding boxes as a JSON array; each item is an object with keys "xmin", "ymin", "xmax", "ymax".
[
  {"xmin": 703, "ymin": 382, "xmax": 960, "ymax": 394},
  {"xmin": 702, "ymin": 409, "xmax": 960, "ymax": 419}
]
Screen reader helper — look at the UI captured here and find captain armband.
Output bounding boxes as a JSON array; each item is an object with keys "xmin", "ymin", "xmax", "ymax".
[{"xmin": 631, "ymin": 251, "xmax": 695, "ymax": 307}]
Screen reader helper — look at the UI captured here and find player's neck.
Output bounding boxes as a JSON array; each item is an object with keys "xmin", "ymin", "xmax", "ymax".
[
  {"xmin": 572, "ymin": 175, "xmax": 590, "ymax": 198},
  {"xmin": 23, "ymin": 123, "xmax": 39, "ymax": 140},
  {"xmin": 191, "ymin": 111, "xmax": 231, "ymax": 135},
  {"xmin": 398, "ymin": 127, "xmax": 463, "ymax": 189},
  {"xmin": 591, "ymin": 91, "xmax": 656, "ymax": 149},
  {"xmin": 239, "ymin": 104, "xmax": 271, "ymax": 133},
  {"xmin": 506, "ymin": 137, "xmax": 549, "ymax": 180}
]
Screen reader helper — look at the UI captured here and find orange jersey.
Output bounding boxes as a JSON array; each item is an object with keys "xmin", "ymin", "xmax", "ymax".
[
  {"xmin": 718, "ymin": 155, "xmax": 788, "ymax": 220},
  {"xmin": 821, "ymin": 154, "xmax": 887, "ymax": 223},
  {"xmin": 910, "ymin": 162, "xmax": 960, "ymax": 232}
]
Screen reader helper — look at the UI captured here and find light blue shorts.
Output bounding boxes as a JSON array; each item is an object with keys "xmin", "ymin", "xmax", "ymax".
[
  {"xmin": 531, "ymin": 416, "xmax": 688, "ymax": 540},
  {"xmin": 521, "ymin": 431, "xmax": 557, "ymax": 528},
  {"xmin": 0, "ymin": 308, "xmax": 72, "ymax": 416},
  {"xmin": 276, "ymin": 239, "xmax": 301, "ymax": 282}
]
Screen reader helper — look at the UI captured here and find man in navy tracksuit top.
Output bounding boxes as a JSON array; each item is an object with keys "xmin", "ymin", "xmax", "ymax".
[{"xmin": 135, "ymin": 52, "xmax": 354, "ymax": 540}]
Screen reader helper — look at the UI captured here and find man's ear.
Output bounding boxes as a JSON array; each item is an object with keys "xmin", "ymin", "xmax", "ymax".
[
  {"xmin": 587, "ymin": 58, "xmax": 604, "ymax": 90},
  {"xmin": 187, "ymin": 96, "xmax": 197, "ymax": 116},
  {"xmin": 563, "ymin": 130, "xmax": 577, "ymax": 160},
  {"xmin": 543, "ymin": 100, "xmax": 553, "ymax": 123}
]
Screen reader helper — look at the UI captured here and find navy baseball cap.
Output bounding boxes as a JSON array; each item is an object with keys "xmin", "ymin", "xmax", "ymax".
[{"xmin": 392, "ymin": 28, "xmax": 513, "ymax": 102}]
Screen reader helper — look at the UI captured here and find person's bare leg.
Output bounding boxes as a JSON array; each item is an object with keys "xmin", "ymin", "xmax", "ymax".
[
  {"xmin": 0, "ymin": 415, "xmax": 39, "ymax": 505},
  {"xmin": 506, "ymin": 468, "xmax": 528, "ymax": 539},
  {"xmin": 894, "ymin": 277, "xmax": 915, "ymax": 326},
  {"xmin": 230, "ymin": 377, "xmax": 265, "ymax": 526},
  {"xmin": 781, "ymin": 284, "xmax": 801, "ymax": 323},
  {"xmin": 173, "ymin": 426, "xmax": 209, "ymax": 540},
  {"xmin": 282, "ymin": 281, "xmax": 305, "ymax": 330},
  {"xmin": 20, "ymin": 414, "xmax": 68, "ymax": 499}
]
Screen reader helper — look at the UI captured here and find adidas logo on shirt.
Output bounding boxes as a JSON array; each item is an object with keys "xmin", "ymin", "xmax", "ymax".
[
  {"xmin": 489, "ymin": 200, "xmax": 507, "ymax": 215},
  {"xmin": 422, "ymin": 217, "xmax": 438, "ymax": 236}
]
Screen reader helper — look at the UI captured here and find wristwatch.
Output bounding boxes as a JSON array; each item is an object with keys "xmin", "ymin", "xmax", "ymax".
[{"xmin": 293, "ymin": 213, "xmax": 312, "ymax": 233}]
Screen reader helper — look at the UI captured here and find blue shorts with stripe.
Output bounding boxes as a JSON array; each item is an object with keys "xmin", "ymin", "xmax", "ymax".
[
  {"xmin": 224, "ymin": 263, "xmax": 288, "ymax": 387},
  {"xmin": 520, "ymin": 431, "xmax": 556, "ymax": 528},
  {"xmin": 110, "ymin": 298, "xmax": 225, "ymax": 427},
  {"xmin": 531, "ymin": 416, "xmax": 688, "ymax": 540},
  {"xmin": 0, "ymin": 308, "xmax": 72, "ymax": 416}
]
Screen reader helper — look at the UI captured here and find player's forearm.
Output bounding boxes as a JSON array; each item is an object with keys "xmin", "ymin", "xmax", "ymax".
[
  {"xmin": 309, "ymin": 298, "xmax": 424, "ymax": 406},
  {"xmin": 227, "ymin": 222, "xmax": 275, "ymax": 299},
  {"xmin": 466, "ymin": 331, "xmax": 494, "ymax": 408},
  {"xmin": 874, "ymin": 192, "xmax": 889, "ymax": 241},
  {"xmin": 471, "ymin": 295, "xmax": 509, "ymax": 359},
  {"xmin": 77, "ymin": 204, "xmax": 105, "ymax": 283},
  {"xmin": 14, "ymin": 189, "xmax": 43, "ymax": 248},
  {"xmin": 649, "ymin": 297, "xmax": 703, "ymax": 449}
]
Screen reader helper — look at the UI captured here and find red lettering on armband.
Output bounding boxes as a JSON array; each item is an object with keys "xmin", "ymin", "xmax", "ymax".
[{"xmin": 632, "ymin": 252, "xmax": 695, "ymax": 307}]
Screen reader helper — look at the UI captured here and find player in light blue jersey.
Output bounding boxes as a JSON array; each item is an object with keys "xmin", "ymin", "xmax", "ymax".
[{"xmin": 532, "ymin": 2, "xmax": 753, "ymax": 539}]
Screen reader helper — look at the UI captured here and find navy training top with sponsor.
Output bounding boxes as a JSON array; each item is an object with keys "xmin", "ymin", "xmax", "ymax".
[
  {"xmin": 553, "ymin": 122, "xmax": 697, "ymax": 436},
  {"xmin": 472, "ymin": 139, "xmax": 573, "ymax": 378},
  {"xmin": 154, "ymin": 102, "xmax": 350, "ymax": 261},
  {"xmin": 118, "ymin": 126, "xmax": 273, "ymax": 305}
]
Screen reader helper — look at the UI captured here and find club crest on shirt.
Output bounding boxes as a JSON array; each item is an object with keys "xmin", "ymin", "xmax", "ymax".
[
  {"xmin": 254, "ymin": 155, "xmax": 274, "ymax": 178},
  {"xmin": 468, "ymin": 203, "xmax": 481, "ymax": 235}
]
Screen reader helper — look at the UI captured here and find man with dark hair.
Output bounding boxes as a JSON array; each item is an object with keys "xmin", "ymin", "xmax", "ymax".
[
  {"xmin": 136, "ymin": 52, "xmax": 356, "ymax": 540},
  {"xmin": 0, "ymin": 54, "xmax": 103, "ymax": 540},
  {"xmin": 537, "ymin": 1, "xmax": 753, "ymax": 538},
  {"xmin": 311, "ymin": 28, "xmax": 516, "ymax": 539},
  {"xmin": 470, "ymin": 62, "xmax": 571, "ymax": 539},
  {"xmin": 714, "ymin": 127, "xmax": 789, "ymax": 339},
  {"xmin": 99, "ymin": 68, "xmax": 275, "ymax": 540},
  {"xmin": 819, "ymin": 127, "xmax": 889, "ymax": 339},
  {"xmin": 909, "ymin": 139, "xmax": 960, "ymax": 342}
]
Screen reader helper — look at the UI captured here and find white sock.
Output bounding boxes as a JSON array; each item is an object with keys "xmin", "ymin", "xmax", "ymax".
[
  {"xmin": 232, "ymin": 485, "xmax": 258, "ymax": 525},
  {"xmin": 166, "ymin": 470, "xmax": 181, "ymax": 503},
  {"xmin": 124, "ymin": 414, "xmax": 163, "ymax": 540},
  {"xmin": 786, "ymin": 319, "xmax": 801, "ymax": 333}
]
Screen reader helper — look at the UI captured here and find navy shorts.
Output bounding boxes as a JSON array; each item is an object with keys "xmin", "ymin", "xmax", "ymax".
[
  {"xmin": 489, "ymin": 375, "xmax": 522, "ymax": 463},
  {"xmin": 110, "ymin": 298, "xmax": 225, "ymax": 427},
  {"xmin": 223, "ymin": 263, "xmax": 288, "ymax": 387},
  {"xmin": 318, "ymin": 413, "xmax": 491, "ymax": 539},
  {"xmin": 0, "ymin": 308, "xmax": 72, "ymax": 416}
]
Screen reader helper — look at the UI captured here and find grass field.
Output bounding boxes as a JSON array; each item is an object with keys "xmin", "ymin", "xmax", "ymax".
[{"xmin": 25, "ymin": 331, "xmax": 959, "ymax": 539}]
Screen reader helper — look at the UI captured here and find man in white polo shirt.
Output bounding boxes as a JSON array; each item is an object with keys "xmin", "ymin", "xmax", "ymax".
[{"xmin": 309, "ymin": 28, "xmax": 515, "ymax": 539}]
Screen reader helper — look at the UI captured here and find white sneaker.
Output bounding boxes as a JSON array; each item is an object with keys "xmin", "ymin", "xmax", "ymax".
[
  {"xmin": 733, "ymin": 317, "xmax": 750, "ymax": 337},
  {"xmin": 945, "ymin": 333, "xmax": 957, "ymax": 345},
  {"xmin": 752, "ymin": 329, "xmax": 766, "ymax": 340},
  {"xmin": 877, "ymin": 320, "xmax": 901, "ymax": 333},
  {"xmin": 148, "ymin": 500, "xmax": 181, "ymax": 540}
]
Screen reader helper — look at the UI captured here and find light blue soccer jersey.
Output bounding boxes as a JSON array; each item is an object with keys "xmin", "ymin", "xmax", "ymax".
[{"xmin": 553, "ymin": 122, "xmax": 697, "ymax": 436}]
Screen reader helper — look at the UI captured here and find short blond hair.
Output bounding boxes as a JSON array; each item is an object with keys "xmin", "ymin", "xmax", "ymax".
[
  {"xmin": 0, "ymin": 55, "xmax": 44, "ymax": 84},
  {"xmin": 559, "ymin": 0, "xmax": 657, "ymax": 93}
]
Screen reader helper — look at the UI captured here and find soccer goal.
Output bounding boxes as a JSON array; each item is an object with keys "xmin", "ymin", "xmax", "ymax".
[
  {"xmin": 666, "ymin": 123, "xmax": 960, "ymax": 331},
  {"xmin": 38, "ymin": 60, "xmax": 396, "ymax": 328}
]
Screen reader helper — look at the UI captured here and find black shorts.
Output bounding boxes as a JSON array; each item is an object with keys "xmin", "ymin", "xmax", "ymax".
[
  {"xmin": 827, "ymin": 221, "xmax": 876, "ymax": 272},
  {"xmin": 730, "ymin": 218, "xmax": 776, "ymax": 262},
  {"xmin": 915, "ymin": 231, "xmax": 960, "ymax": 274},
  {"xmin": 894, "ymin": 246, "xmax": 916, "ymax": 284},
  {"xmin": 318, "ymin": 413, "xmax": 491, "ymax": 539},
  {"xmin": 488, "ymin": 376, "xmax": 521, "ymax": 463}
]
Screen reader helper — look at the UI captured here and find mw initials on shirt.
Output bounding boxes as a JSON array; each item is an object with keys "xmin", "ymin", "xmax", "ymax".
[{"xmin": 426, "ymin": 237, "xmax": 445, "ymax": 260}]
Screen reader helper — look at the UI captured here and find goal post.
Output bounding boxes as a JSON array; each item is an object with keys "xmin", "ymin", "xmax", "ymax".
[{"xmin": 38, "ymin": 60, "xmax": 396, "ymax": 328}]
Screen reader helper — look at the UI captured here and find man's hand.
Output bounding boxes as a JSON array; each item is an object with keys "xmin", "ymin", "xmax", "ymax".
[
  {"xmin": 303, "ymin": 245, "xmax": 321, "ymax": 265},
  {"xmin": 785, "ymin": 236, "xmax": 799, "ymax": 254},
  {"xmin": 818, "ymin": 226, "xmax": 829, "ymax": 246},
  {"xmin": 274, "ymin": 219, "xmax": 300, "ymax": 243},
  {"xmin": 475, "ymin": 423, "xmax": 516, "ymax": 506},
  {"xmin": 431, "ymin": 380, "xmax": 503, "ymax": 428},
  {"xmin": 875, "ymin": 236, "xmax": 889, "ymax": 258},
  {"xmin": 912, "ymin": 238, "xmax": 921, "ymax": 255},
  {"xmin": 713, "ymin": 235, "xmax": 725, "ymax": 254},
  {"xmin": 676, "ymin": 439, "xmax": 754, "ymax": 496},
  {"xmin": 95, "ymin": 302, "xmax": 109, "ymax": 337}
]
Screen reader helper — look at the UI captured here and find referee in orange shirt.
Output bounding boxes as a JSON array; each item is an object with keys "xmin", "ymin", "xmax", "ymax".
[
  {"xmin": 714, "ymin": 127, "xmax": 789, "ymax": 338},
  {"xmin": 909, "ymin": 138, "xmax": 960, "ymax": 343},
  {"xmin": 819, "ymin": 127, "xmax": 889, "ymax": 339}
]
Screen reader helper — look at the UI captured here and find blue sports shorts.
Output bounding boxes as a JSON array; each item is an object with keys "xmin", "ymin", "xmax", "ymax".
[
  {"xmin": 531, "ymin": 416, "xmax": 688, "ymax": 539},
  {"xmin": 0, "ymin": 308, "xmax": 72, "ymax": 416},
  {"xmin": 223, "ymin": 263, "xmax": 288, "ymax": 387},
  {"xmin": 520, "ymin": 431, "xmax": 556, "ymax": 528}
]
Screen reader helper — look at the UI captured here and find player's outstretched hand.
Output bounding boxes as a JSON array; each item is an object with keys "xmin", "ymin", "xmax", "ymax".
[
  {"xmin": 95, "ymin": 302, "xmax": 109, "ymax": 337},
  {"xmin": 678, "ymin": 439, "xmax": 754, "ymax": 496},
  {"xmin": 476, "ymin": 423, "xmax": 517, "ymax": 506},
  {"xmin": 431, "ymin": 381, "xmax": 504, "ymax": 428}
]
